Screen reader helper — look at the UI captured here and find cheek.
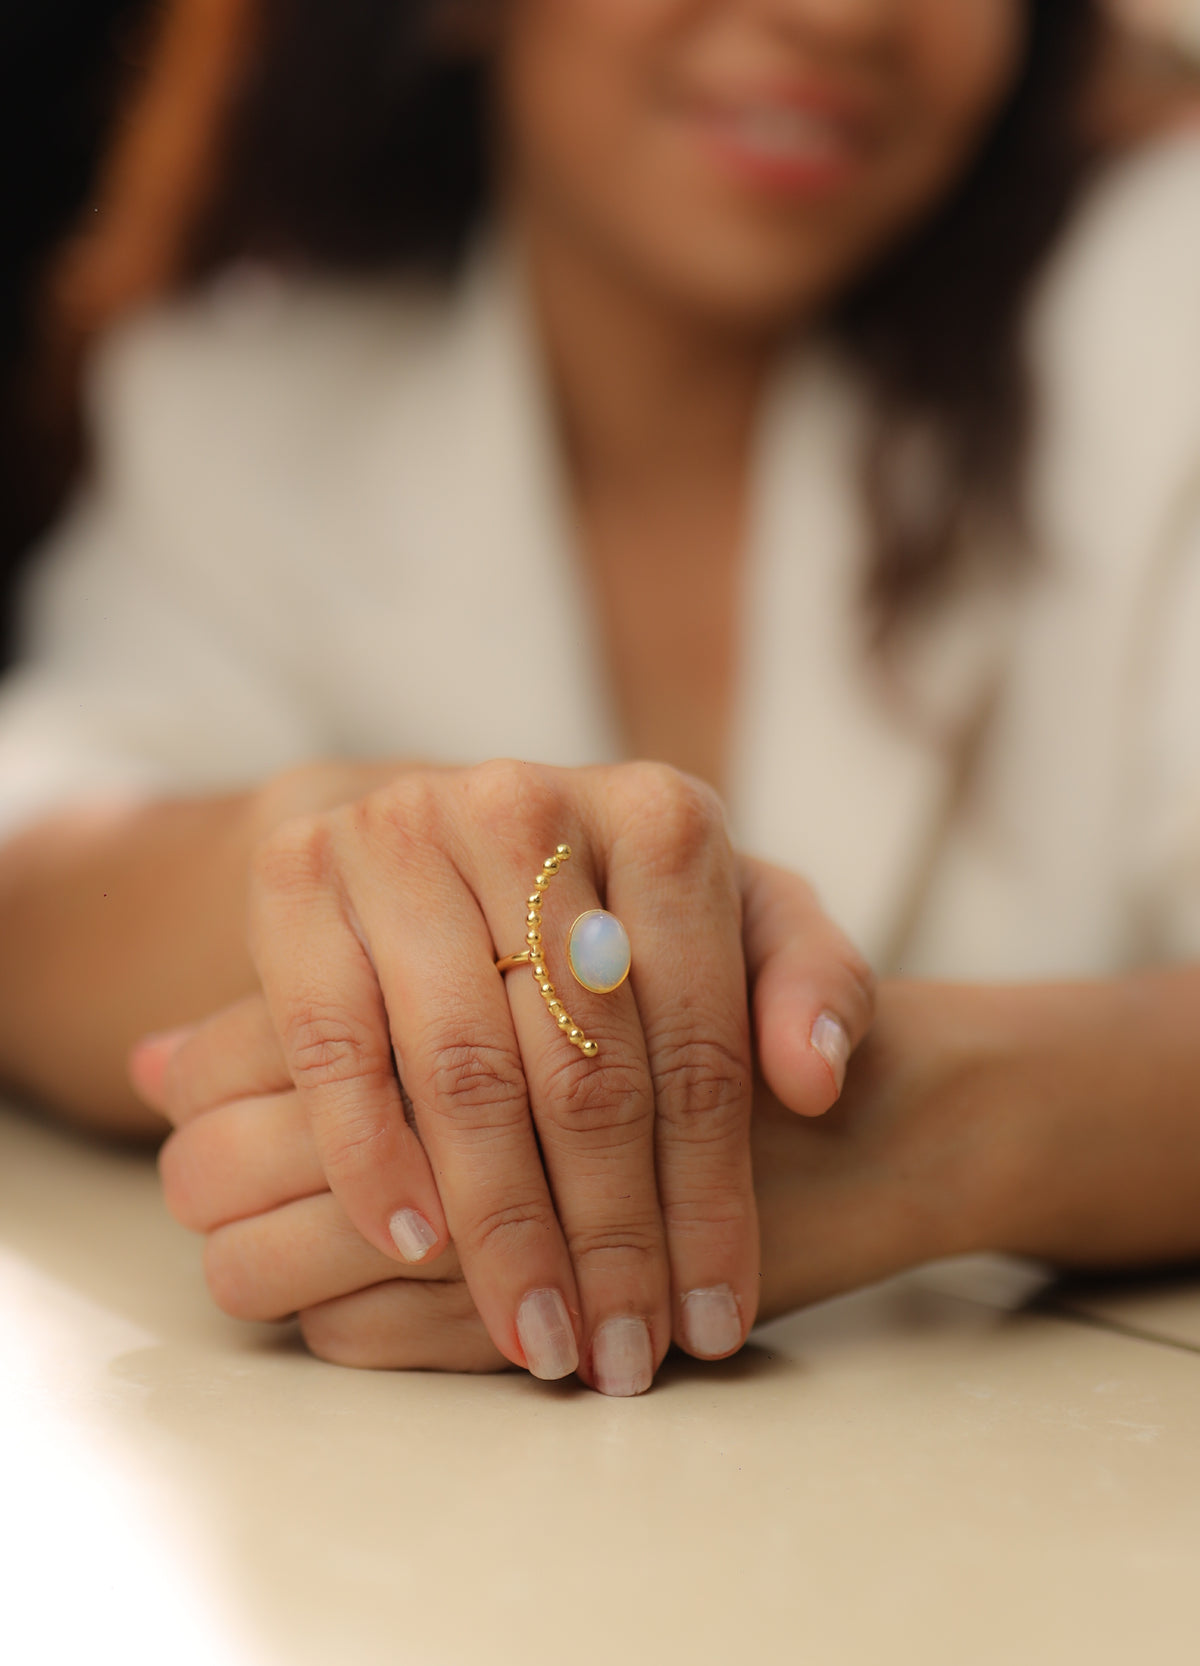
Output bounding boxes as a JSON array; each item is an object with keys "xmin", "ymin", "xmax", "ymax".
[
  {"xmin": 905, "ymin": 0, "xmax": 1026, "ymax": 164},
  {"xmin": 856, "ymin": 0, "xmax": 1024, "ymax": 254},
  {"xmin": 496, "ymin": 0, "xmax": 692, "ymax": 197}
]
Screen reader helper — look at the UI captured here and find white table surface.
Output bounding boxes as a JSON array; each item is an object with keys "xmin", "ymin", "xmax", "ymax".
[{"xmin": 4, "ymin": 1094, "xmax": 1199, "ymax": 1666}]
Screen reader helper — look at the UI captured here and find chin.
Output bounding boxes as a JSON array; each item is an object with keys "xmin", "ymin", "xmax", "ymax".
[{"xmin": 636, "ymin": 228, "xmax": 859, "ymax": 334}]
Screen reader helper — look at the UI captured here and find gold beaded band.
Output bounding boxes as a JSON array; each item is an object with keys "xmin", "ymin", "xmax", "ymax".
[{"xmin": 494, "ymin": 843, "xmax": 601, "ymax": 1059}]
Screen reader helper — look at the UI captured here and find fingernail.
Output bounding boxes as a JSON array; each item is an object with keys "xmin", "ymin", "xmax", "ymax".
[
  {"xmin": 681, "ymin": 1285, "xmax": 742, "ymax": 1358},
  {"xmin": 810, "ymin": 1010, "xmax": 850, "ymax": 1095},
  {"xmin": 592, "ymin": 1316, "xmax": 654, "ymax": 1397},
  {"xmin": 388, "ymin": 1208, "xmax": 438, "ymax": 1263},
  {"xmin": 516, "ymin": 1288, "xmax": 579, "ymax": 1380}
]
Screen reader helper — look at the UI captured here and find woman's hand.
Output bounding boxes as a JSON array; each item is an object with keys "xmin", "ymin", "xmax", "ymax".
[
  {"xmin": 139, "ymin": 968, "xmax": 1200, "ymax": 1381},
  {"xmin": 134, "ymin": 762, "xmax": 873, "ymax": 1394},
  {"xmin": 135, "ymin": 979, "xmax": 992, "ymax": 1374},
  {"xmin": 140, "ymin": 998, "xmax": 503, "ymax": 1371}
]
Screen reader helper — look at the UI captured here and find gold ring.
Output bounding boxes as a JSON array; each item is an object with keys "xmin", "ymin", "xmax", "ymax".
[{"xmin": 495, "ymin": 842, "xmax": 631, "ymax": 1060}]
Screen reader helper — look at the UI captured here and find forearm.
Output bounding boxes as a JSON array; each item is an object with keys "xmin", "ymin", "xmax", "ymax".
[
  {"xmin": 982, "ymin": 966, "xmax": 1200, "ymax": 1270},
  {"xmin": 752, "ymin": 968, "xmax": 1200, "ymax": 1323},
  {"xmin": 0, "ymin": 759, "xmax": 408, "ymax": 1136}
]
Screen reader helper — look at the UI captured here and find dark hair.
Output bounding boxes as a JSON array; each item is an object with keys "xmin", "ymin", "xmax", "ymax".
[
  {"xmin": 201, "ymin": 0, "xmax": 1103, "ymax": 633},
  {"xmin": 0, "ymin": 0, "xmax": 159, "ymax": 669}
]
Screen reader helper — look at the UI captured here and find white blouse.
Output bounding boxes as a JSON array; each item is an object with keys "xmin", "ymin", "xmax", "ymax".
[{"xmin": 2, "ymin": 137, "xmax": 1199, "ymax": 980}]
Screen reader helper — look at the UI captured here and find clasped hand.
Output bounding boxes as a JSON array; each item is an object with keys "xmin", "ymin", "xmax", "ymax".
[{"xmin": 131, "ymin": 760, "xmax": 873, "ymax": 1395}]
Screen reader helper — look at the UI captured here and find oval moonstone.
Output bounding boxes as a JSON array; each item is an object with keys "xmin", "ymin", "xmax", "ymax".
[{"xmin": 567, "ymin": 910, "xmax": 631, "ymax": 994}]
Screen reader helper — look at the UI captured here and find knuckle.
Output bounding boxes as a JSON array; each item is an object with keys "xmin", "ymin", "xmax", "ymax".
[
  {"xmin": 537, "ymin": 1050, "xmax": 651, "ymax": 1138},
  {"xmin": 322, "ymin": 1104, "xmax": 394, "ymax": 1173},
  {"xmin": 565, "ymin": 1221, "xmax": 662, "ymax": 1271},
  {"xmin": 465, "ymin": 1198, "xmax": 559, "ymax": 1264},
  {"xmin": 622, "ymin": 764, "xmax": 728, "ymax": 878},
  {"xmin": 297, "ymin": 1305, "xmax": 372, "ymax": 1368},
  {"xmin": 283, "ymin": 1001, "xmax": 383, "ymax": 1090},
  {"xmin": 157, "ymin": 1131, "xmax": 204, "ymax": 1229},
  {"xmin": 469, "ymin": 759, "xmax": 566, "ymax": 856},
  {"xmin": 371, "ymin": 771, "xmax": 444, "ymax": 852},
  {"xmin": 202, "ymin": 1228, "xmax": 270, "ymax": 1322},
  {"xmin": 652, "ymin": 1032, "xmax": 752, "ymax": 1137},
  {"xmin": 422, "ymin": 1034, "xmax": 528, "ymax": 1126},
  {"xmin": 250, "ymin": 812, "xmax": 333, "ymax": 901},
  {"xmin": 662, "ymin": 1188, "xmax": 757, "ymax": 1241}
]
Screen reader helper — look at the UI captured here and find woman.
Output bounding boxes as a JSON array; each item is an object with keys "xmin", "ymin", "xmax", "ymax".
[{"xmin": 2, "ymin": 0, "xmax": 1200, "ymax": 1396}]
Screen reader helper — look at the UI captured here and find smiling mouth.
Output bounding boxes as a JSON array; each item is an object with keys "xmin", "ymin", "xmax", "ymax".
[{"xmin": 691, "ymin": 95, "xmax": 871, "ymax": 196}]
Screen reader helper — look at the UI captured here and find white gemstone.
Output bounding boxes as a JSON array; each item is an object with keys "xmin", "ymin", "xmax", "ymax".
[{"xmin": 567, "ymin": 910, "xmax": 631, "ymax": 994}]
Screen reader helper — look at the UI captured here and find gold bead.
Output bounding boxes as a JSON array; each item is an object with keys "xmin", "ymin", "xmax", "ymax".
[
  {"xmin": 556, "ymin": 1012, "xmax": 573, "ymax": 1031},
  {"xmin": 547, "ymin": 999, "xmax": 563, "ymax": 1017},
  {"xmin": 532, "ymin": 962, "xmax": 548, "ymax": 980},
  {"xmin": 526, "ymin": 909, "xmax": 541, "ymax": 926},
  {"xmin": 555, "ymin": 844, "xmax": 572, "ymax": 861},
  {"xmin": 526, "ymin": 929, "xmax": 542, "ymax": 947},
  {"xmin": 539, "ymin": 982, "xmax": 556, "ymax": 999},
  {"xmin": 527, "ymin": 893, "xmax": 543, "ymax": 909},
  {"xmin": 567, "ymin": 1027, "xmax": 584, "ymax": 1045},
  {"xmin": 580, "ymin": 1039, "xmax": 599, "ymax": 1058},
  {"xmin": 543, "ymin": 856, "xmax": 560, "ymax": 873},
  {"xmin": 534, "ymin": 872, "xmax": 551, "ymax": 890}
]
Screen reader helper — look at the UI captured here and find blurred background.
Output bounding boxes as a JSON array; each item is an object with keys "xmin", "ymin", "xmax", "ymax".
[{"xmin": 2, "ymin": 0, "xmax": 1199, "ymax": 672}]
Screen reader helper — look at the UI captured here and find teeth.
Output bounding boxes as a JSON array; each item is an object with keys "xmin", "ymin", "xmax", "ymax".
[{"xmin": 729, "ymin": 106, "xmax": 843, "ymax": 162}]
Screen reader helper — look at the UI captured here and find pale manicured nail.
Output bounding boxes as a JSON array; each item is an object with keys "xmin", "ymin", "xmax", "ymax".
[
  {"xmin": 810, "ymin": 1010, "xmax": 850, "ymax": 1095},
  {"xmin": 680, "ymin": 1285, "xmax": 742, "ymax": 1358},
  {"xmin": 388, "ymin": 1208, "xmax": 438, "ymax": 1263},
  {"xmin": 517, "ymin": 1288, "xmax": 579, "ymax": 1380},
  {"xmin": 592, "ymin": 1317, "xmax": 654, "ymax": 1397}
]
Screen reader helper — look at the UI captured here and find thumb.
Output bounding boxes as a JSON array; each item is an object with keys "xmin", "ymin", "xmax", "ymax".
[{"xmin": 738, "ymin": 853, "xmax": 875, "ymax": 1117}]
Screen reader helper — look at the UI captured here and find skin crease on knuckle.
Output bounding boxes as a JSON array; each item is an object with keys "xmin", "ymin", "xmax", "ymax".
[
  {"xmin": 649, "ymin": 1032, "xmax": 752, "ymax": 1146},
  {"xmin": 464, "ymin": 1196, "xmax": 563, "ymax": 1267},
  {"xmin": 281, "ymin": 1000, "xmax": 384, "ymax": 1093},
  {"xmin": 560, "ymin": 1219, "xmax": 663, "ymax": 1272},
  {"xmin": 419, "ymin": 1033, "xmax": 530, "ymax": 1132},
  {"xmin": 534, "ymin": 1047, "xmax": 651, "ymax": 1141}
]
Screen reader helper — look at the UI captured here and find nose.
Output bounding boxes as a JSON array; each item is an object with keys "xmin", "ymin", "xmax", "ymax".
[{"xmin": 753, "ymin": 0, "xmax": 903, "ymax": 55}]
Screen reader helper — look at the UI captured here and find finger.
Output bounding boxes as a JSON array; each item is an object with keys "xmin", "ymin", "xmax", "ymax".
[
  {"xmin": 465, "ymin": 805, "xmax": 668, "ymax": 1397},
  {"xmin": 158, "ymin": 1090, "xmax": 325, "ymax": 1232},
  {"xmin": 599, "ymin": 765, "xmax": 758, "ymax": 1361},
  {"xmin": 128, "ymin": 1026, "xmax": 200, "ymax": 1116},
  {"xmin": 336, "ymin": 776, "xmax": 583, "ymax": 1382},
  {"xmin": 248, "ymin": 813, "xmax": 450, "ymax": 1270},
  {"xmin": 299, "ymin": 1281, "xmax": 507, "ymax": 1373},
  {"xmin": 740, "ymin": 854, "xmax": 875, "ymax": 1116},
  {"xmin": 203, "ymin": 1191, "xmax": 465, "ymax": 1323},
  {"xmin": 131, "ymin": 994, "xmax": 292, "ymax": 1127}
]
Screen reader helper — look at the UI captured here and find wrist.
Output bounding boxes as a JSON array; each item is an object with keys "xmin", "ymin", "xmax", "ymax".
[
  {"xmin": 751, "ymin": 980, "xmax": 1014, "ymax": 1319},
  {"xmin": 979, "ymin": 969, "xmax": 1200, "ymax": 1270}
]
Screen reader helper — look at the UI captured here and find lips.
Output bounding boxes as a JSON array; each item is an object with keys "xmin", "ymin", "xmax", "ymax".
[{"xmin": 687, "ymin": 86, "xmax": 875, "ymax": 198}]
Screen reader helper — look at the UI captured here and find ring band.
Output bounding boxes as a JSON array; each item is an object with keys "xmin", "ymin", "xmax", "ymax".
[{"xmin": 494, "ymin": 842, "xmax": 632, "ymax": 1060}]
